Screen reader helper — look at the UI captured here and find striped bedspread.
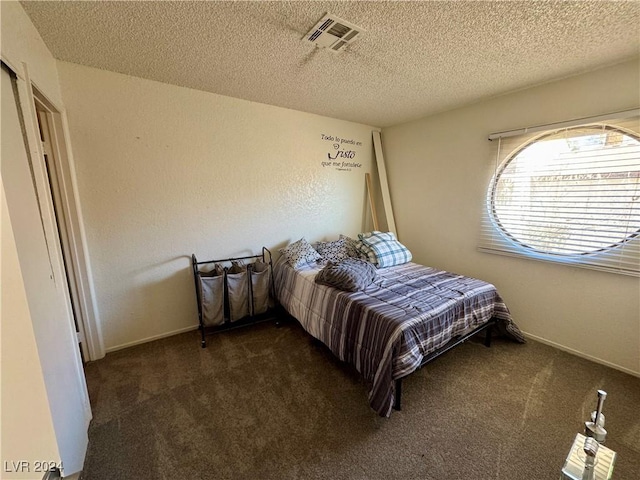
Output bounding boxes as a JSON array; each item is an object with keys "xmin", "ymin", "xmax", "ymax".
[{"xmin": 274, "ymin": 258, "xmax": 514, "ymax": 417}]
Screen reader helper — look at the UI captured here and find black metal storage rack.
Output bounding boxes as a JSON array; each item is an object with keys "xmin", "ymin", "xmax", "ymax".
[{"xmin": 192, "ymin": 247, "xmax": 277, "ymax": 348}]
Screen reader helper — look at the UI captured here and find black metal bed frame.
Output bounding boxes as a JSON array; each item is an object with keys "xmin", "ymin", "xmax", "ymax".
[
  {"xmin": 192, "ymin": 247, "xmax": 278, "ymax": 348},
  {"xmin": 393, "ymin": 317, "xmax": 497, "ymax": 411},
  {"xmin": 193, "ymin": 250, "xmax": 497, "ymax": 411}
]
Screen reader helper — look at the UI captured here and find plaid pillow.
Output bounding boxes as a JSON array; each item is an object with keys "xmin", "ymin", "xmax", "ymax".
[
  {"xmin": 358, "ymin": 231, "xmax": 412, "ymax": 268},
  {"xmin": 356, "ymin": 239, "xmax": 377, "ymax": 264}
]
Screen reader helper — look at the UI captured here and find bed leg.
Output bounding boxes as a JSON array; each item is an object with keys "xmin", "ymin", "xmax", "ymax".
[
  {"xmin": 394, "ymin": 379, "xmax": 402, "ymax": 411},
  {"xmin": 200, "ymin": 325, "xmax": 207, "ymax": 348},
  {"xmin": 484, "ymin": 323, "xmax": 493, "ymax": 348}
]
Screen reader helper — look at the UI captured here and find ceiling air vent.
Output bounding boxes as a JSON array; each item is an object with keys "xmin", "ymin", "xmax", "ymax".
[{"xmin": 303, "ymin": 13, "xmax": 364, "ymax": 53}]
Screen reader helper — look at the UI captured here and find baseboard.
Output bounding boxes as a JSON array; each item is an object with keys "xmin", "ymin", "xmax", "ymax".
[
  {"xmin": 105, "ymin": 327, "xmax": 640, "ymax": 377},
  {"xmin": 105, "ymin": 324, "xmax": 199, "ymax": 353},
  {"xmin": 523, "ymin": 331, "xmax": 639, "ymax": 378}
]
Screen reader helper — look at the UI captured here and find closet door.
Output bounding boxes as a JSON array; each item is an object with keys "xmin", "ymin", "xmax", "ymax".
[{"xmin": 1, "ymin": 63, "xmax": 90, "ymax": 475}]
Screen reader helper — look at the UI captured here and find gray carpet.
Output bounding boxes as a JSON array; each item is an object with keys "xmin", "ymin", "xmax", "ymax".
[{"xmin": 81, "ymin": 317, "xmax": 640, "ymax": 479}]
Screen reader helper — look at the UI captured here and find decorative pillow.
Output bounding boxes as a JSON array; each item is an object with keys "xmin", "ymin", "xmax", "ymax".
[
  {"xmin": 315, "ymin": 238, "xmax": 349, "ymax": 264},
  {"xmin": 339, "ymin": 234, "xmax": 367, "ymax": 260},
  {"xmin": 280, "ymin": 238, "xmax": 321, "ymax": 268},
  {"xmin": 358, "ymin": 231, "xmax": 412, "ymax": 268},
  {"xmin": 315, "ymin": 258, "xmax": 377, "ymax": 292}
]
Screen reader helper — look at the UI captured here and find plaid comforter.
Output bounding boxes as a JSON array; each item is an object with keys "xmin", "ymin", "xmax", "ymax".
[{"xmin": 274, "ymin": 258, "xmax": 513, "ymax": 417}]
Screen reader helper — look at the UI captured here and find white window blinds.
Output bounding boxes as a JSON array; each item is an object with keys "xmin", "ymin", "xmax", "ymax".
[{"xmin": 478, "ymin": 111, "xmax": 640, "ymax": 276}]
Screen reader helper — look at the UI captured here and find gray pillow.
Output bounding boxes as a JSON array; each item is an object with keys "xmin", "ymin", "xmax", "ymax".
[
  {"xmin": 339, "ymin": 234, "xmax": 368, "ymax": 260},
  {"xmin": 315, "ymin": 258, "xmax": 377, "ymax": 292}
]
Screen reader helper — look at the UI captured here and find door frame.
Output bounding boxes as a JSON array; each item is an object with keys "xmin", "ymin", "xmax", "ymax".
[
  {"xmin": 18, "ymin": 65, "xmax": 105, "ymax": 361},
  {"xmin": 35, "ymin": 100, "xmax": 91, "ymax": 361}
]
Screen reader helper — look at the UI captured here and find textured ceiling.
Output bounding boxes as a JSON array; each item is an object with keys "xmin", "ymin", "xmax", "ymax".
[{"xmin": 20, "ymin": 0, "xmax": 640, "ymax": 127}]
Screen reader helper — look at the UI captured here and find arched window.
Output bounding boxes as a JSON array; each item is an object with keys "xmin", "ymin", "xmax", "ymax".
[{"xmin": 479, "ymin": 117, "xmax": 640, "ymax": 276}]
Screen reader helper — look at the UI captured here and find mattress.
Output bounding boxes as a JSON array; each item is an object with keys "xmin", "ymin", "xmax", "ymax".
[{"xmin": 274, "ymin": 257, "xmax": 515, "ymax": 416}]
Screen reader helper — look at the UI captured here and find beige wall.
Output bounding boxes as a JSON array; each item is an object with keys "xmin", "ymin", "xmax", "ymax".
[
  {"xmin": 382, "ymin": 58, "xmax": 640, "ymax": 375},
  {"xmin": 57, "ymin": 61, "xmax": 378, "ymax": 351},
  {"xmin": 1, "ymin": 1, "xmax": 89, "ymax": 475}
]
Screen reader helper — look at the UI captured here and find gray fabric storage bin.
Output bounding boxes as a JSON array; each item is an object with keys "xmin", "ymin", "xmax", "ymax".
[
  {"xmin": 249, "ymin": 261, "xmax": 271, "ymax": 316},
  {"xmin": 226, "ymin": 262, "xmax": 249, "ymax": 322},
  {"xmin": 198, "ymin": 270, "xmax": 224, "ymax": 327}
]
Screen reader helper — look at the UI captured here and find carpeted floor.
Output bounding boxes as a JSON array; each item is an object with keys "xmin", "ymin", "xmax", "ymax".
[{"xmin": 81, "ymin": 317, "xmax": 640, "ymax": 479}]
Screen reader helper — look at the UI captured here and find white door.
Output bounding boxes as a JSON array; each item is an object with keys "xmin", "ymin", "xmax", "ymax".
[{"xmin": 1, "ymin": 62, "xmax": 91, "ymax": 476}]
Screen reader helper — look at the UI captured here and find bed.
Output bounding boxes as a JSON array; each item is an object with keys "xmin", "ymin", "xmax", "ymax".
[{"xmin": 274, "ymin": 255, "xmax": 523, "ymax": 417}]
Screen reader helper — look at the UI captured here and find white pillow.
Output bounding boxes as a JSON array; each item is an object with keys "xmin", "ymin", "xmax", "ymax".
[
  {"xmin": 315, "ymin": 238, "xmax": 349, "ymax": 264},
  {"xmin": 280, "ymin": 238, "xmax": 321, "ymax": 268}
]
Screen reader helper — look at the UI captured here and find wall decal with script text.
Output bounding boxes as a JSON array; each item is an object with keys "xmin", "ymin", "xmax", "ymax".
[{"xmin": 320, "ymin": 133, "xmax": 363, "ymax": 171}]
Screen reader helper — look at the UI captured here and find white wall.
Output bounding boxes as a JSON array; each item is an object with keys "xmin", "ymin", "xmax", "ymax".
[
  {"xmin": 381, "ymin": 58, "xmax": 640, "ymax": 375},
  {"xmin": 1, "ymin": 1, "xmax": 90, "ymax": 475},
  {"xmin": 0, "ymin": 0, "xmax": 62, "ymax": 105},
  {"xmin": 57, "ymin": 61, "xmax": 378, "ymax": 351}
]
